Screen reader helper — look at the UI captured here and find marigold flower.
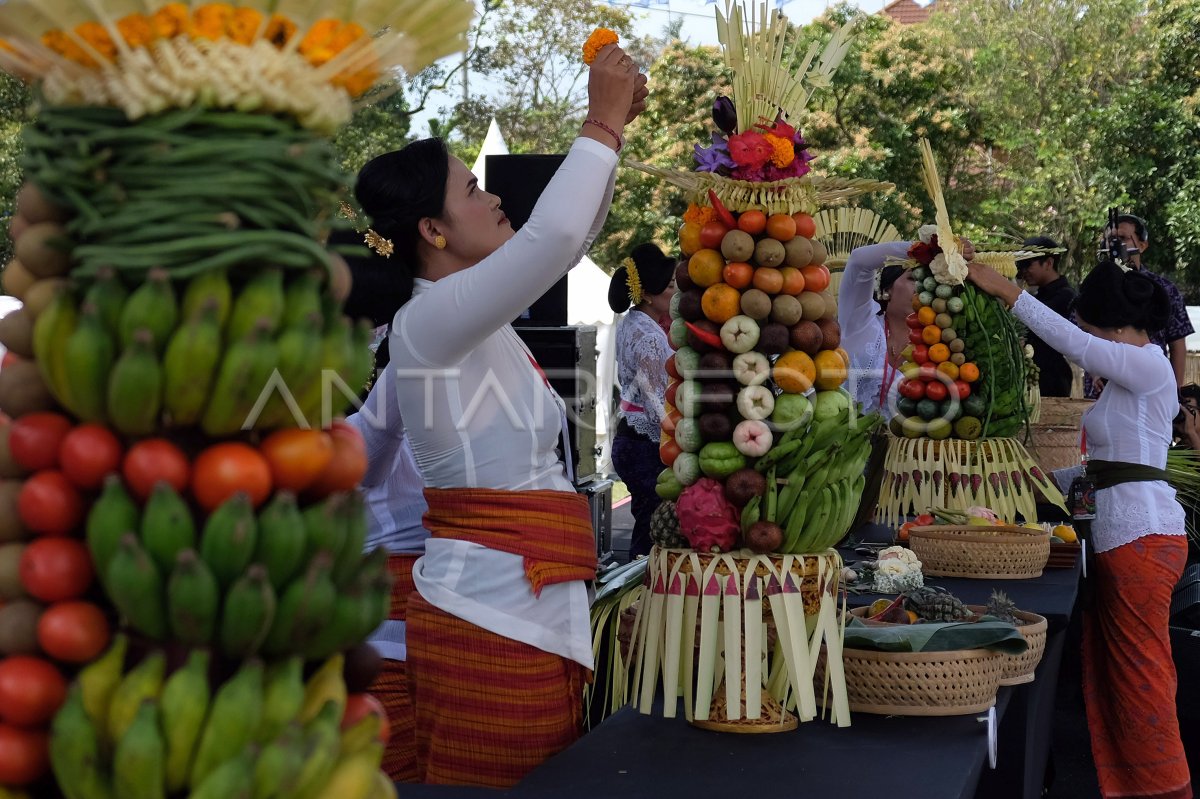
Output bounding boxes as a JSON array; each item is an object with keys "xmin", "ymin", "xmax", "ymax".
[
  {"xmin": 264, "ymin": 14, "xmax": 297, "ymax": 47},
  {"xmin": 227, "ymin": 8, "xmax": 265, "ymax": 45},
  {"xmin": 152, "ymin": 4, "xmax": 190, "ymax": 39},
  {"xmin": 75, "ymin": 22, "xmax": 118, "ymax": 62},
  {"xmin": 333, "ymin": 67, "xmax": 379, "ymax": 97},
  {"xmin": 581, "ymin": 28, "xmax": 618, "ymax": 64},
  {"xmin": 762, "ymin": 133, "xmax": 794, "ymax": 168},
  {"xmin": 299, "ymin": 20, "xmax": 366, "ymax": 66},
  {"xmin": 117, "ymin": 14, "xmax": 156, "ymax": 49},
  {"xmin": 42, "ymin": 30, "xmax": 95, "ymax": 67},
  {"xmin": 191, "ymin": 4, "xmax": 235, "ymax": 42},
  {"xmin": 682, "ymin": 204, "xmax": 715, "ymax": 226}
]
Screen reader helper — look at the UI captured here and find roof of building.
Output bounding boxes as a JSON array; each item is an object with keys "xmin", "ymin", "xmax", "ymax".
[{"xmin": 879, "ymin": 0, "xmax": 934, "ymax": 25}]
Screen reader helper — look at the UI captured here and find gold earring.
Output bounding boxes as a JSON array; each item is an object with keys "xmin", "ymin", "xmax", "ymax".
[{"xmin": 434, "ymin": 234, "xmax": 447, "ymax": 250}]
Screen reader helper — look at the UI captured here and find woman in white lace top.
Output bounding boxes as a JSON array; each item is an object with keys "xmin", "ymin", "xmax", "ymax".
[
  {"xmin": 967, "ymin": 258, "xmax": 1191, "ymax": 799},
  {"xmin": 608, "ymin": 243, "xmax": 677, "ymax": 557}
]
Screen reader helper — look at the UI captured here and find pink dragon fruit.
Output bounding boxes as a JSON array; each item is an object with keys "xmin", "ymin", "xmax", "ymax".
[{"xmin": 676, "ymin": 478, "xmax": 741, "ymax": 553}]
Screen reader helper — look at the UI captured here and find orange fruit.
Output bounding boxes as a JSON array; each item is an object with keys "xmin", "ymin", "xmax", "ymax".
[
  {"xmin": 737, "ymin": 209, "xmax": 767, "ymax": 235},
  {"xmin": 792, "ymin": 212, "xmax": 817, "ymax": 239},
  {"xmin": 928, "ymin": 343, "xmax": 950, "ymax": 363},
  {"xmin": 916, "ymin": 306, "xmax": 936, "ymax": 326},
  {"xmin": 921, "ymin": 325, "xmax": 942, "ymax": 345},
  {"xmin": 936, "ymin": 361, "xmax": 959, "ymax": 380},
  {"xmin": 813, "ymin": 350, "xmax": 848, "ymax": 390},
  {"xmin": 959, "ymin": 362, "xmax": 980, "ymax": 383},
  {"xmin": 722, "ymin": 261, "xmax": 753, "ymax": 289},
  {"xmin": 679, "ymin": 222, "xmax": 702, "ymax": 256},
  {"xmin": 701, "ymin": 283, "xmax": 742, "ymax": 323},
  {"xmin": 799, "ymin": 265, "xmax": 829, "ymax": 293},
  {"xmin": 835, "ymin": 346, "xmax": 851, "ymax": 367},
  {"xmin": 688, "ymin": 249, "xmax": 725, "ymax": 287},
  {"xmin": 773, "ymin": 351, "xmax": 815, "ymax": 393},
  {"xmin": 260, "ymin": 428, "xmax": 335, "ymax": 493},
  {"xmin": 911, "ymin": 295, "xmax": 923, "ymax": 311},
  {"xmin": 752, "ymin": 266, "xmax": 785, "ymax": 295},
  {"xmin": 779, "ymin": 266, "xmax": 806, "ymax": 295},
  {"xmin": 765, "ymin": 213, "xmax": 797, "ymax": 242}
]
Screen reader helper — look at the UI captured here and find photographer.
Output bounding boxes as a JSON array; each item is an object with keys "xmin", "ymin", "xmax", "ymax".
[{"xmin": 1016, "ymin": 236, "xmax": 1076, "ymax": 397}]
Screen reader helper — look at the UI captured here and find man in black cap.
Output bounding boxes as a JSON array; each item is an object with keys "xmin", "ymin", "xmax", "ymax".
[{"xmin": 1017, "ymin": 236, "xmax": 1077, "ymax": 397}]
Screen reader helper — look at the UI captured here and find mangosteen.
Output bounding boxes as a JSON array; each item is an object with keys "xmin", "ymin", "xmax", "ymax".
[
  {"xmin": 725, "ymin": 468, "xmax": 767, "ymax": 507},
  {"xmin": 675, "ymin": 260, "xmax": 696, "ymax": 292},
  {"xmin": 755, "ymin": 322, "xmax": 790, "ymax": 355},
  {"xmin": 744, "ymin": 520, "xmax": 785, "ymax": 554},
  {"xmin": 699, "ymin": 351, "xmax": 733, "ymax": 383},
  {"xmin": 815, "ymin": 317, "xmax": 841, "ymax": 350},
  {"xmin": 686, "ymin": 319, "xmax": 721, "ymax": 352},
  {"xmin": 789, "ymin": 320, "xmax": 823, "ymax": 356},
  {"xmin": 699, "ymin": 381, "xmax": 737, "ymax": 415},
  {"xmin": 699, "ymin": 412, "xmax": 733, "ymax": 441},
  {"xmin": 677, "ymin": 289, "xmax": 704, "ymax": 322}
]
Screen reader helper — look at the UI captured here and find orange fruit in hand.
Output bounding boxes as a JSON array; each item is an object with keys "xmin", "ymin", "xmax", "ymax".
[
  {"xmin": 737, "ymin": 209, "xmax": 767, "ymax": 235},
  {"xmin": 679, "ymin": 223, "xmax": 702, "ymax": 256},
  {"xmin": 928, "ymin": 343, "xmax": 950, "ymax": 363},
  {"xmin": 779, "ymin": 266, "xmax": 806, "ymax": 295},
  {"xmin": 792, "ymin": 212, "xmax": 817, "ymax": 239},
  {"xmin": 921, "ymin": 325, "xmax": 942, "ymax": 345},
  {"xmin": 917, "ymin": 306, "xmax": 936, "ymax": 326},
  {"xmin": 936, "ymin": 361, "xmax": 959, "ymax": 379},
  {"xmin": 813, "ymin": 350, "xmax": 848, "ymax": 390},
  {"xmin": 773, "ymin": 351, "xmax": 816, "ymax": 393},
  {"xmin": 752, "ymin": 267, "xmax": 785, "ymax": 294},
  {"xmin": 688, "ymin": 249, "xmax": 725, "ymax": 288},
  {"xmin": 722, "ymin": 261, "xmax": 753, "ymax": 289},
  {"xmin": 765, "ymin": 213, "xmax": 797, "ymax": 242},
  {"xmin": 701, "ymin": 283, "xmax": 742, "ymax": 324},
  {"xmin": 959, "ymin": 362, "xmax": 981, "ymax": 383},
  {"xmin": 800, "ymin": 265, "xmax": 829, "ymax": 293}
]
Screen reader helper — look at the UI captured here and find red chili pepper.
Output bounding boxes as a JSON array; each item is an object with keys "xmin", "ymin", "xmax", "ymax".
[
  {"xmin": 707, "ymin": 189, "xmax": 737, "ymax": 229},
  {"xmin": 684, "ymin": 320, "xmax": 722, "ymax": 349}
]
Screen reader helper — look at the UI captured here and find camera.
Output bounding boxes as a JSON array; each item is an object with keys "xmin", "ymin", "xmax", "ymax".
[{"xmin": 1097, "ymin": 207, "xmax": 1134, "ymax": 264}]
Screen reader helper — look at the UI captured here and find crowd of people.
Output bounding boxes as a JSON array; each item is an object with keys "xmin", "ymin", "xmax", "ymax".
[{"xmin": 328, "ymin": 42, "xmax": 1191, "ymax": 799}]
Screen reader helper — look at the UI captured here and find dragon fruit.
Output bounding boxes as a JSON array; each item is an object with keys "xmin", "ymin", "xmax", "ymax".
[{"xmin": 676, "ymin": 478, "xmax": 740, "ymax": 553}]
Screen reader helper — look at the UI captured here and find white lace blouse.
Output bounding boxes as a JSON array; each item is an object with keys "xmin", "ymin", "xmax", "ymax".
[
  {"xmin": 382, "ymin": 137, "xmax": 618, "ymax": 668},
  {"xmin": 1011, "ymin": 292, "xmax": 1185, "ymax": 553},
  {"xmin": 615, "ymin": 309, "xmax": 670, "ymax": 439}
]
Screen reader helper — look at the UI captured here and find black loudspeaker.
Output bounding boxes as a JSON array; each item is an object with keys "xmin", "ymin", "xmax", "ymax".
[{"xmin": 485, "ymin": 154, "xmax": 568, "ymax": 327}]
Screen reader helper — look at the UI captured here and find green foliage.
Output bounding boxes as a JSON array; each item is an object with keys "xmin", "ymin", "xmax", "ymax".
[
  {"xmin": 0, "ymin": 74, "xmax": 30, "ymax": 267},
  {"xmin": 332, "ymin": 91, "xmax": 414, "ymax": 175}
]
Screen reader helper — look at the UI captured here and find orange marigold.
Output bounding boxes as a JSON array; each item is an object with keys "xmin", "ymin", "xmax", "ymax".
[
  {"xmin": 299, "ymin": 19, "xmax": 366, "ymax": 66},
  {"xmin": 227, "ymin": 8, "xmax": 265, "ymax": 45},
  {"xmin": 264, "ymin": 14, "xmax": 297, "ymax": 47},
  {"xmin": 581, "ymin": 28, "xmax": 618, "ymax": 64},
  {"xmin": 333, "ymin": 67, "xmax": 380, "ymax": 97},
  {"xmin": 116, "ymin": 13, "xmax": 156, "ymax": 49},
  {"xmin": 42, "ymin": 30, "xmax": 96, "ymax": 66},
  {"xmin": 191, "ymin": 3, "xmax": 235, "ymax": 41},
  {"xmin": 682, "ymin": 204, "xmax": 715, "ymax": 226},
  {"xmin": 152, "ymin": 4, "xmax": 190, "ymax": 39},
  {"xmin": 763, "ymin": 133, "xmax": 794, "ymax": 168},
  {"xmin": 75, "ymin": 22, "xmax": 118, "ymax": 62}
]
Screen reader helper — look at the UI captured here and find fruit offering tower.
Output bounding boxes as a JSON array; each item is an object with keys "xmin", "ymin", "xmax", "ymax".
[
  {"xmin": 0, "ymin": 2, "xmax": 471, "ymax": 796},
  {"xmin": 623, "ymin": 5, "xmax": 891, "ymax": 732},
  {"xmin": 876, "ymin": 141, "xmax": 1067, "ymax": 526}
]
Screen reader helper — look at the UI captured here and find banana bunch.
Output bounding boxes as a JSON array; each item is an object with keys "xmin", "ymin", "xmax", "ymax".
[
  {"xmin": 30, "ymin": 265, "xmax": 374, "ymax": 435},
  {"xmin": 745, "ymin": 404, "xmax": 882, "ymax": 553},
  {"xmin": 87, "ymin": 479, "xmax": 392, "ymax": 660},
  {"xmin": 52, "ymin": 647, "xmax": 396, "ymax": 799},
  {"xmin": 960, "ymin": 284, "xmax": 1029, "ymax": 438}
]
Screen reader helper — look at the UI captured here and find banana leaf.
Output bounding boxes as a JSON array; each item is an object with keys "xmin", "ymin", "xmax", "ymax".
[{"xmin": 843, "ymin": 618, "xmax": 1028, "ymax": 654}]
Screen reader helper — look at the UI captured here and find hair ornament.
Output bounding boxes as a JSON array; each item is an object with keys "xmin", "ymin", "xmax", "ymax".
[{"xmin": 624, "ymin": 257, "xmax": 643, "ymax": 305}]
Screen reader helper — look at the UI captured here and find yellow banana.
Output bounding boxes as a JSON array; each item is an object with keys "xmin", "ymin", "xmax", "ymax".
[
  {"xmin": 188, "ymin": 659, "xmax": 264, "ymax": 789},
  {"xmin": 78, "ymin": 633, "xmax": 128, "ymax": 734},
  {"xmin": 107, "ymin": 650, "xmax": 165, "ymax": 745},
  {"xmin": 298, "ymin": 653, "xmax": 346, "ymax": 725},
  {"xmin": 338, "ymin": 711, "xmax": 381, "ymax": 757},
  {"xmin": 368, "ymin": 769, "xmax": 398, "ymax": 799},
  {"xmin": 31, "ymin": 288, "xmax": 78, "ymax": 412},
  {"xmin": 313, "ymin": 742, "xmax": 382, "ymax": 799},
  {"xmin": 160, "ymin": 649, "xmax": 211, "ymax": 793}
]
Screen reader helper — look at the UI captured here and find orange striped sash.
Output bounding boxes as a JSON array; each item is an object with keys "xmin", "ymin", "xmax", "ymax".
[{"xmin": 423, "ymin": 487, "xmax": 596, "ymax": 596}]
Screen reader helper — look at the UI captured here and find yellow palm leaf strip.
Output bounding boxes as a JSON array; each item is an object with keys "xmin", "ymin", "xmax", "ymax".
[
  {"xmin": 660, "ymin": 555, "xmax": 688, "ymax": 719},
  {"xmin": 743, "ymin": 562, "xmax": 763, "ymax": 720},
  {"xmin": 919, "ymin": 137, "xmax": 959, "ymax": 259},
  {"xmin": 694, "ymin": 556, "xmax": 723, "ymax": 720},
  {"xmin": 636, "ymin": 550, "xmax": 667, "ymax": 714},
  {"xmin": 680, "ymin": 553, "xmax": 701, "ymax": 722},
  {"xmin": 721, "ymin": 559, "xmax": 742, "ymax": 720}
]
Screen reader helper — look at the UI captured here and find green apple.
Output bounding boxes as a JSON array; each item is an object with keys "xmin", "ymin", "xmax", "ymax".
[{"xmin": 771, "ymin": 393, "xmax": 813, "ymax": 432}]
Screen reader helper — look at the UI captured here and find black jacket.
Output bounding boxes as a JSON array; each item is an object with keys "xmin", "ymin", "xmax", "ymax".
[{"xmin": 1029, "ymin": 276, "xmax": 1077, "ymax": 397}]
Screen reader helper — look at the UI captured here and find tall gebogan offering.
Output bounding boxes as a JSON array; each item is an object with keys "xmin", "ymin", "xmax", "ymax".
[
  {"xmin": 621, "ymin": 4, "xmax": 893, "ymax": 731},
  {"xmin": 0, "ymin": 2, "xmax": 472, "ymax": 796}
]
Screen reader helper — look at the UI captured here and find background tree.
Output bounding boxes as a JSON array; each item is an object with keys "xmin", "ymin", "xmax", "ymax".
[{"xmin": 0, "ymin": 74, "xmax": 30, "ymax": 266}]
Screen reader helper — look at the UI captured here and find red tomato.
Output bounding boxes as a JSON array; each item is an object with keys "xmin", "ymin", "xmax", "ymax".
[
  {"xmin": 905, "ymin": 312, "xmax": 923, "ymax": 330},
  {"xmin": 914, "ymin": 513, "xmax": 935, "ymax": 525},
  {"xmin": 0, "ymin": 657, "xmax": 67, "ymax": 727},
  {"xmin": 925, "ymin": 380, "xmax": 949, "ymax": 402},
  {"xmin": 259, "ymin": 429, "xmax": 334, "ymax": 494},
  {"xmin": 665, "ymin": 355, "xmax": 680, "ymax": 381},
  {"xmin": 897, "ymin": 379, "xmax": 925, "ymax": 400},
  {"xmin": 192, "ymin": 442, "xmax": 273, "ymax": 511},
  {"xmin": 698, "ymin": 220, "xmax": 730, "ymax": 250},
  {"xmin": 953, "ymin": 380, "xmax": 971, "ymax": 400},
  {"xmin": 341, "ymin": 693, "xmax": 391, "ymax": 746},
  {"xmin": 665, "ymin": 380, "xmax": 680, "ymax": 407},
  {"xmin": 8, "ymin": 412, "xmax": 72, "ymax": 471},
  {"xmin": 36, "ymin": 602, "xmax": 111, "ymax": 664},
  {"xmin": 17, "ymin": 470, "xmax": 84, "ymax": 536},
  {"xmin": 19, "ymin": 538, "xmax": 93, "ymax": 603},
  {"xmin": 911, "ymin": 344, "xmax": 929, "ymax": 365},
  {"xmin": 659, "ymin": 438, "xmax": 681, "ymax": 467},
  {"xmin": 907, "ymin": 329, "xmax": 924, "ymax": 345},
  {"xmin": 897, "ymin": 521, "xmax": 914, "ymax": 542},
  {"xmin": 305, "ymin": 421, "xmax": 368, "ymax": 499},
  {"xmin": 58, "ymin": 424, "xmax": 123, "ymax": 490},
  {"xmin": 918, "ymin": 363, "xmax": 939, "ymax": 382},
  {"xmin": 123, "ymin": 439, "xmax": 190, "ymax": 501},
  {"xmin": 0, "ymin": 724, "xmax": 49, "ymax": 785}
]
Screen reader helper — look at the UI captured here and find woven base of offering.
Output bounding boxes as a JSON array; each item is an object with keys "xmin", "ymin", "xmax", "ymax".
[{"xmin": 689, "ymin": 682, "xmax": 799, "ymax": 733}]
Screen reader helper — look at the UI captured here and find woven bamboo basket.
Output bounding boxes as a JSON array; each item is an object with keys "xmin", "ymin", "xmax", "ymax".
[
  {"xmin": 907, "ymin": 524, "xmax": 1051, "ymax": 579},
  {"xmin": 1026, "ymin": 397, "xmax": 1091, "ymax": 475},
  {"xmin": 965, "ymin": 606, "xmax": 1047, "ymax": 686},
  {"xmin": 816, "ymin": 645, "xmax": 1005, "ymax": 716}
]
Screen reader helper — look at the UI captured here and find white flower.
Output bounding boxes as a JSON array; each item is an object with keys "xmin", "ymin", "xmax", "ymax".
[{"xmin": 918, "ymin": 224, "xmax": 939, "ymax": 245}]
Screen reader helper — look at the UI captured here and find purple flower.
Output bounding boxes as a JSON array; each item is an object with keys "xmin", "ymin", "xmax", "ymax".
[{"xmin": 694, "ymin": 132, "xmax": 734, "ymax": 173}]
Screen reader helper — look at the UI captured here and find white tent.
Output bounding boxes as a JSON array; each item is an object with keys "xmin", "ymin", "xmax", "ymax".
[
  {"xmin": 470, "ymin": 118, "xmax": 509, "ymax": 190},
  {"xmin": 568, "ymin": 256, "xmax": 618, "ymax": 473}
]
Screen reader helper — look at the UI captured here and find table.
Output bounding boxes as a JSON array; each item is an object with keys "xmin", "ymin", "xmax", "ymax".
[{"xmin": 401, "ymin": 527, "xmax": 1081, "ymax": 799}]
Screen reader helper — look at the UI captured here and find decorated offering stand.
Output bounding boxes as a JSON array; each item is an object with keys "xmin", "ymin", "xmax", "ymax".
[{"xmin": 0, "ymin": 1, "xmax": 472, "ymax": 796}]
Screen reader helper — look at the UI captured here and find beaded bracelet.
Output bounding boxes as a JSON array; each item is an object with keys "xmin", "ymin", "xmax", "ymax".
[{"xmin": 584, "ymin": 118, "xmax": 623, "ymax": 152}]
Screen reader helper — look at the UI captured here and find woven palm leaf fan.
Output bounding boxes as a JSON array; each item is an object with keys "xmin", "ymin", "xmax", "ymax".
[{"xmin": 813, "ymin": 207, "xmax": 902, "ymax": 297}]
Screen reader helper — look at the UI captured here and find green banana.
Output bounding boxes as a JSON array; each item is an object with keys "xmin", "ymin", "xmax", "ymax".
[
  {"xmin": 83, "ymin": 265, "xmax": 129, "ymax": 338},
  {"xmin": 332, "ymin": 491, "xmax": 367, "ymax": 587},
  {"xmin": 297, "ymin": 316, "xmax": 352, "ymax": 428},
  {"xmin": 257, "ymin": 315, "xmax": 322, "ymax": 429},
  {"xmin": 31, "ymin": 287, "xmax": 78, "ymax": 411},
  {"xmin": 62, "ymin": 301, "xmax": 114, "ymax": 423},
  {"xmin": 200, "ymin": 320, "xmax": 280, "ymax": 437},
  {"xmin": 227, "ymin": 268, "xmax": 285, "ymax": 341},
  {"xmin": 107, "ymin": 650, "xmax": 166, "ymax": 745},
  {"xmin": 107, "ymin": 329, "xmax": 163, "ymax": 436},
  {"xmin": 257, "ymin": 658, "xmax": 305, "ymax": 745},
  {"xmin": 341, "ymin": 318, "xmax": 377, "ymax": 402},
  {"xmin": 189, "ymin": 747, "xmax": 256, "ymax": 799},
  {"xmin": 160, "ymin": 649, "xmax": 211, "ymax": 794},
  {"xmin": 252, "ymin": 724, "xmax": 307, "ymax": 799},
  {"xmin": 118, "ymin": 267, "xmax": 178, "ymax": 353},
  {"xmin": 50, "ymin": 687, "xmax": 113, "ymax": 799},
  {"xmin": 113, "ymin": 701, "xmax": 166, "ymax": 799},
  {"xmin": 199, "ymin": 493, "xmax": 258, "ymax": 590},
  {"xmin": 776, "ymin": 470, "xmax": 805, "ymax": 527},
  {"xmin": 282, "ymin": 269, "xmax": 322, "ymax": 329},
  {"xmin": 180, "ymin": 267, "xmax": 232, "ymax": 329},
  {"xmin": 262, "ymin": 552, "xmax": 336, "ymax": 657},
  {"xmin": 167, "ymin": 549, "xmax": 219, "ymax": 646},
  {"xmin": 338, "ymin": 711, "xmax": 382, "ymax": 758},
  {"xmin": 189, "ymin": 660, "xmax": 265, "ymax": 789},
  {"xmin": 220, "ymin": 564, "xmax": 277, "ymax": 658},
  {"xmin": 162, "ymin": 299, "xmax": 223, "ymax": 427},
  {"xmin": 106, "ymin": 533, "xmax": 167, "ymax": 640},
  {"xmin": 291, "ymin": 701, "xmax": 343, "ymax": 799},
  {"xmin": 780, "ymin": 490, "xmax": 810, "ymax": 553},
  {"xmin": 253, "ymin": 491, "xmax": 308, "ymax": 591},
  {"xmin": 140, "ymin": 481, "xmax": 196, "ymax": 574},
  {"xmin": 301, "ymin": 492, "xmax": 348, "ymax": 563},
  {"xmin": 314, "ymin": 740, "xmax": 382, "ymax": 799},
  {"xmin": 303, "ymin": 585, "xmax": 373, "ymax": 661},
  {"xmin": 86, "ymin": 475, "xmax": 140, "ymax": 591},
  {"xmin": 78, "ymin": 632, "xmax": 128, "ymax": 736}
]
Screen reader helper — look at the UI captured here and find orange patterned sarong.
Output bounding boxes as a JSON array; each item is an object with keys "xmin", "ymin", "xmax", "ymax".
[
  {"xmin": 1084, "ymin": 534, "xmax": 1192, "ymax": 799},
  {"xmin": 369, "ymin": 553, "xmax": 420, "ymax": 783}
]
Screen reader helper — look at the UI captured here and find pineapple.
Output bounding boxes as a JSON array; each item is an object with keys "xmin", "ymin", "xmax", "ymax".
[
  {"xmin": 649, "ymin": 501, "xmax": 688, "ymax": 549},
  {"xmin": 903, "ymin": 586, "xmax": 972, "ymax": 622},
  {"xmin": 984, "ymin": 590, "xmax": 1020, "ymax": 625}
]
